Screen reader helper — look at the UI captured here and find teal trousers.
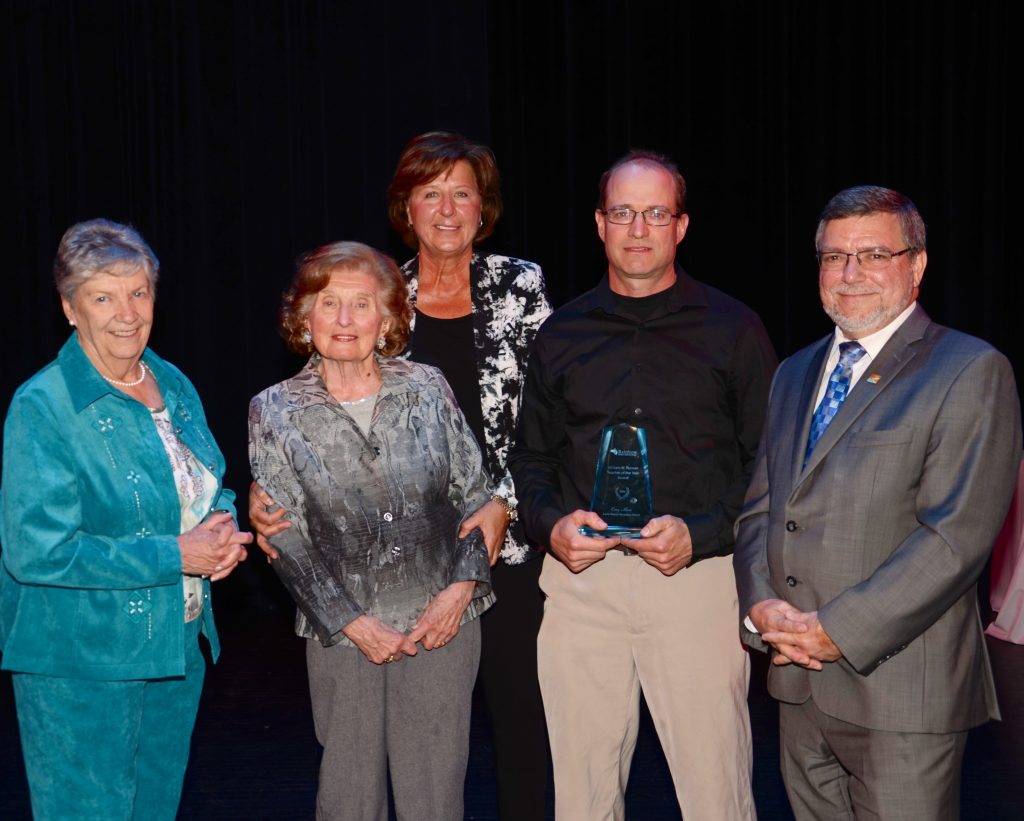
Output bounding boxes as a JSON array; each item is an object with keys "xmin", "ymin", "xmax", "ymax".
[{"xmin": 12, "ymin": 617, "xmax": 205, "ymax": 821}]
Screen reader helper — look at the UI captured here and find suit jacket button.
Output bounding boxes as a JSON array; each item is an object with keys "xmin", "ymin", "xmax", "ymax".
[
  {"xmin": 786, "ymin": 575, "xmax": 797, "ymax": 587},
  {"xmin": 786, "ymin": 520, "xmax": 798, "ymax": 532}
]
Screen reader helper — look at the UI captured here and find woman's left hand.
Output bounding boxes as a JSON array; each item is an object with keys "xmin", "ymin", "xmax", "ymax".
[
  {"xmin": 206, "ymin": 513, "xmax": 253, "ymax": 581},
  {"xmin": 179, "ymin": 511, "xmax": 253, "ymax": 581},
  {"xmin": 408, "ymin": 580, "xmax": 476, "ymax": 650},
  {"xmin": 459, "ymin": 500, "xmax": 510, "ymax": 566}
]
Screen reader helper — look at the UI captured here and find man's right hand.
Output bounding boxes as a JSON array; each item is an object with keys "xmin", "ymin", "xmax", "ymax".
[
  {"xmin": 549, "ymin": 510, "xmax": 617, "ymax": 573},
  {"xmin": 248, "ymin": 480, "xmax": 291, "ymax": 561},
  {"xmin": 749, "ymin": 598, "xmax": 809, "ymax": 635},
  {"xmin": 749, "ymin": 598, "xmax": 826, "ymax": 670}
]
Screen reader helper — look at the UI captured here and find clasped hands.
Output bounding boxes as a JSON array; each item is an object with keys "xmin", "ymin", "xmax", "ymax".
[
  {"xmin": 549, "ymin": 509, "xmax": 693, "ymax": 576},
  {"xmin": 177, "ymin": 510, "xmax": 253, "ymax": 581},
  {"xmin": 341, "ymin": 580, "xmax": 476, "ymax": 665},
  {"xmin": 246, "ymin": 483, "xmax": 482, "ymax": 665},
  {"xmin": 749, "ymin": 599, "xmax": 841, "ymax": 670}
]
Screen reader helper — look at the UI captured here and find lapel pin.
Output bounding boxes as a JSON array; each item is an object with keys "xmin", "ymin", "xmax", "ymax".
[{"xmin": 866, "ymin": 374, "xmax": 881, "ymax": 384}]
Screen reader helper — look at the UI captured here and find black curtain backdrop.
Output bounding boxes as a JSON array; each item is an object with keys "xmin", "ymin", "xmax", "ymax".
[{"xmin": 4, "ymin": 0, "xmax": 1020, "ymax": 516}]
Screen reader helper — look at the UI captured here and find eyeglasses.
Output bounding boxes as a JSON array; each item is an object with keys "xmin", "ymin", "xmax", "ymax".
[
  {"xmin": 817, "ymin": 247, "xmax": 915, "ymax": 272},
  {"xmin": 600, "ymin": 207, "xmax": 682, "ymax": 227}
]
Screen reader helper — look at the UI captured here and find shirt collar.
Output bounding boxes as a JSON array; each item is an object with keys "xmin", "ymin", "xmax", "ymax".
[
  {"xmin": 829, "ymin": 300, "xmax": 918, "ymax": 360},
  {"xmin": 583, "ymin": 264, "xmax": 708, "ymax": 317},
  {"xmin": 58, "ymin": 334, "xmax": 178, "ymax": 413},
  {"xmin": 289, "ymin": 354, "xmax": 421, "ymax": 408}
]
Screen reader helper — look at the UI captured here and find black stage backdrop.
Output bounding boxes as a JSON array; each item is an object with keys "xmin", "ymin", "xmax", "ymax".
[{"xmin": 4, "ymin": 1, "xmax": 1020, "ymax": 522}]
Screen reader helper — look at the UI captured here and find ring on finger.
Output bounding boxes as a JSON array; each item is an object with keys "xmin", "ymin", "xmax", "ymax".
[{"xmin": 384, "ymin": 655, "xmax": 396, "ymax": 663}]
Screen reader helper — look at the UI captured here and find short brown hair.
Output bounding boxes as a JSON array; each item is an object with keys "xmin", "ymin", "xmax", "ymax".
[
  {"xmin": 280, "ymin": 241, "xmax": 412, "ymax": 357},
  {"xmin": 597, "ymin": 149, "xmax": 687, "ymax": 213},
  {"xmin": 387, "ymin": 130, "xmax": 503, "ymax": 249}
]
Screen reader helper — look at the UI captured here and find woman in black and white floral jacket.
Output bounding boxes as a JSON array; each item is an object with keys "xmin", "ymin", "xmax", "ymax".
[
  {"xmin": 390, "ymin": 131, "xmax": 554, "ymax": 820},
  {"xmin": 400, "ymin": 253, "xmax": 550, "ymax": 563}
]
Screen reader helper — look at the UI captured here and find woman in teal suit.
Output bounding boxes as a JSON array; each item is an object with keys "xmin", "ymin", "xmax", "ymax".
[{"xmin": 0, "ymin": 218, "xmax": 252, "ymax": 820}]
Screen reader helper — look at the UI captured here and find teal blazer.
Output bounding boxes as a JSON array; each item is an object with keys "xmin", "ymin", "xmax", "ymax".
[{"xmin": 0, "ymin": 335, "xmax": 236, "ymax": 680}]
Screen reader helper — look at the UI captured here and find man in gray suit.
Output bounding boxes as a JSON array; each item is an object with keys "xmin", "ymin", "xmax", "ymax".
[{"xmin": 733, "ymin": 185, "xmax": 1021, "ymax": 820}]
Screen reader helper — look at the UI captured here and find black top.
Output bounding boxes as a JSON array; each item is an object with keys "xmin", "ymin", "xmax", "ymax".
[
  {"xmin": 508, "ymin": 267, "xmax": 778, "ymax": 564},
  {"xmin": 612, "ymin": 285, "xmax": 671, "ymax": 321},
  {"xmin": 410, "ymin": 310, "xmax": 487, "ymax": 453}
]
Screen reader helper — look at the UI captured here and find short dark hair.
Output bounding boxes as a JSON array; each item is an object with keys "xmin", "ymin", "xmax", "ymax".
[
  {"xmin": 280, "ymin": 241, "xmax": 412, "ymax": 357},
  {"xmin": 387, "ymin": 130, "xmax": 503, "ymax": 249},
  {"xmin": 815, "ymin": 185, "xmax": 926, "ymax": 253},
  {"xmin": 54, "ymin": 218, "xmax": 160, "ymax": 301},
  {"xmin": 597, "ymin": 149, "xmax": 687, "ymax": 213}
]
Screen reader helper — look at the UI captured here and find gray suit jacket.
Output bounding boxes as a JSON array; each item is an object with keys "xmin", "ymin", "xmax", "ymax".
[{"xmin": 734, "ymin": 306, "xmax": 1021, "ymax": 733}]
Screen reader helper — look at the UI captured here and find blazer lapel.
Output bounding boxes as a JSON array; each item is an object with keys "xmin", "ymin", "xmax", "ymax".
[{"xmin": 799, "ymin": 307, "xmax": 931, "ymax": 479}]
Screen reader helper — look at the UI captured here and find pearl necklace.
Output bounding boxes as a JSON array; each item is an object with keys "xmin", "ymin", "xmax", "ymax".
[{"xmin": 103, "ymin": 361, "xmax": 149, "ymax": 388}]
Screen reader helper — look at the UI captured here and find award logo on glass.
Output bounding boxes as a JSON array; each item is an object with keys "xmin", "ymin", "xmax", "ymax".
[{"xmin": 578, "ymin": 423, "xmax": 654, "ymax": 540}]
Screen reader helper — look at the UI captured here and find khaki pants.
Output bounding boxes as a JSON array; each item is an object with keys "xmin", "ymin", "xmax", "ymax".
[{"xmin": 538, "ymin": 551, "xmax": 756, "ymax": 821}]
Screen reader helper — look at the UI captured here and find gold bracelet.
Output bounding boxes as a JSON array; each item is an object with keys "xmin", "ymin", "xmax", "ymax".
[{"xmin": 491, "ymin": 494, "xmax": 518, "ymax": 522}]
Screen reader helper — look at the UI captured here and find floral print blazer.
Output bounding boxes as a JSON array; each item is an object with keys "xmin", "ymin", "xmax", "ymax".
[
  {"xmin": 403, "ymin": 253, "xmax": 554, "ymax": 565},
  {"xmin": 249, "ymin": 356, "xmax": 495, "ymax": 647}
]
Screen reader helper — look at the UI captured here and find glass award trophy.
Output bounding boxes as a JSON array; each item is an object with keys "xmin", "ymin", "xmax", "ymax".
[{"xmin": 578, "ymin": 423, "xmax": 653, "ymax": 539}]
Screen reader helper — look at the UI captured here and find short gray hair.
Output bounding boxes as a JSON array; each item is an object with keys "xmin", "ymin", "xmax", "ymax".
[
  {"xmin": 814, "ymin": 186, "xmax": 926, "ymax": 254},
  {"xmin": 54, "ymin": 218, "xmax": 160, "ymax": 301}
]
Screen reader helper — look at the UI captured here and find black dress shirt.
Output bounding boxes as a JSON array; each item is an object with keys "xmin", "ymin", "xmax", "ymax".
[{"xmin": 509, "ymin": 267, "xmax": 778, "ymax": 563}]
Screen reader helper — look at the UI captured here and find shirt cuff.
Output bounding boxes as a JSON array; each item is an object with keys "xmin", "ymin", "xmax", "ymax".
[{"xmin": 744, "ymin": 615, "xmax": 759, "ymax": 634}]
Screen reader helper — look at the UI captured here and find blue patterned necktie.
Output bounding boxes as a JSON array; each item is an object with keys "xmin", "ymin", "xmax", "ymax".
[{"xmin": 804, "ymin": 341, "xmax": 867, "ymax": 466}]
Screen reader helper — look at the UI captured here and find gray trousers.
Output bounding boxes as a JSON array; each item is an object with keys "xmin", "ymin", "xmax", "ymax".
[
  {"xmin": 780, "ymin": 697, "xmax": 968, "ymax": 820},
  {"xmin": 306, "ymin": 618, "xmax": 481, "ymax": 821}
]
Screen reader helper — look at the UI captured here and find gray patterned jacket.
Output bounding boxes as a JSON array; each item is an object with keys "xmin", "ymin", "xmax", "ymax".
[
  {"xmin": 248, "ymin": 356, "xmax": 495, "ymax": 647},
  {"xmin": 403, "ymin": 253, "xmax": 553, "ymax": 564}
]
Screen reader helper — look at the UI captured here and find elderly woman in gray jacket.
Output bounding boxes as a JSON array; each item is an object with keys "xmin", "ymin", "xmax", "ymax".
[{"xmin": 248, "ymin": 241, "xmax": 495, "ymax": 821}]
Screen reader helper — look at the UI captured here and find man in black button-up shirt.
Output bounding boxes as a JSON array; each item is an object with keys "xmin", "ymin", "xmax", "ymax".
[{"xmin": 509, "ymin": 150, "xmax": 777, "ymax": 820}]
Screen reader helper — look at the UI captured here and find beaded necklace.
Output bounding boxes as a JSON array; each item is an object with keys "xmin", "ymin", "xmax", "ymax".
[{"xmin": 102, "ymin": 361, "xmax": 148, "ymax": 387}]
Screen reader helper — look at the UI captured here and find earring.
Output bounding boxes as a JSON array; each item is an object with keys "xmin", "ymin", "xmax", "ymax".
[
  {"xmin": 376, "ymin": 335, "xmax": 386, "ymax": 351},
  {"xmin": 301, "ymin": 329, "xmax": 312, "ymax": 344},
  {"xmin": 68, "ymin": 319, "xmax": 76, "ymax": 327},
  {"xmin": 478, "ymin": 218, "xmax": 484, "ymax": 228}
]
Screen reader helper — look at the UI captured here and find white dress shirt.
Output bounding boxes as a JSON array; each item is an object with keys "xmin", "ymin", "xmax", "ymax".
[{"xmin": 812, "ymin": 301, "xmax": 918, "ymax": 405}]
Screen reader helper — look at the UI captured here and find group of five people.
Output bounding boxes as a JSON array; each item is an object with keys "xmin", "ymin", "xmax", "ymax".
[{"xmin": 1, "ymin": 131, "xmax": 1019, "ymax": 821}]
